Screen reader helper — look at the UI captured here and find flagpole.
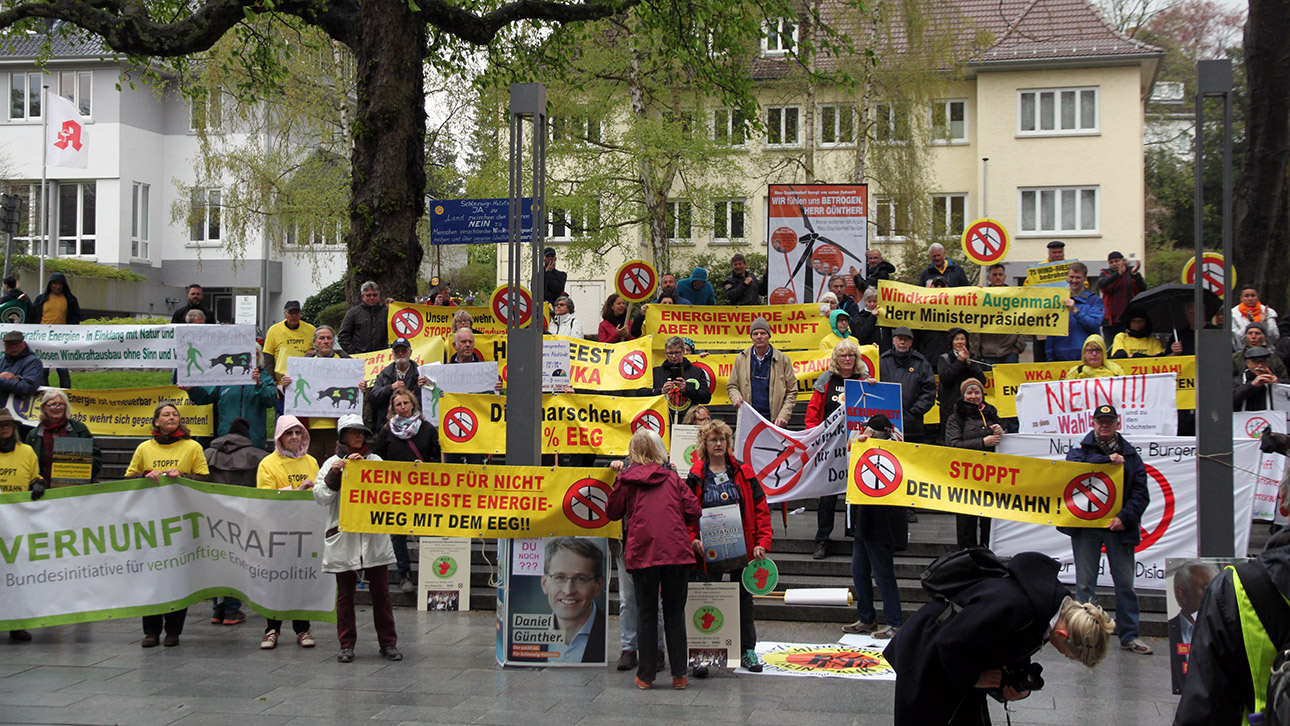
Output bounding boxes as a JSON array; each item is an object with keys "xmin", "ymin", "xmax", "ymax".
[{"xmin": 38, "ymin": 84, "xmax": 48, "ymax": 288}]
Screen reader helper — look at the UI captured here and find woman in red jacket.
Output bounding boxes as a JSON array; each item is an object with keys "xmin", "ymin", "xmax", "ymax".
[
  {"xmin": 686, "ymin": 420, "xmax": 772, "ymax": 675},
  {"xmin": 805, "ymin": 339, "xmax": 865, "ymax": 559},
  {"xmin": 608, "ymin": 429, "xmax": 701, "ymax": 690},
  {"xmin": 598, "ymin": 293, "xmax": 632, "ymax": 343}
]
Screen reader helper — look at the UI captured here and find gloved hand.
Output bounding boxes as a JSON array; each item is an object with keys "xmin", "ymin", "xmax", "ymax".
[{"xmin": 30, "ymin": 481, "xmax": 46, "ymax": 501}]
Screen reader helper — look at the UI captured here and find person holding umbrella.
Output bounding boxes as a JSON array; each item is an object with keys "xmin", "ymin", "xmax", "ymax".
[{"xmin": 1109, "ymin": 310, "xmax": 1163, "ymax": 358}]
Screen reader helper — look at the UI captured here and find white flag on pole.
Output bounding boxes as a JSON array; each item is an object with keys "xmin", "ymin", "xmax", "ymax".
[{"xmin": 45, "ymin": 93, "xmax": 88, "ymax": 169}]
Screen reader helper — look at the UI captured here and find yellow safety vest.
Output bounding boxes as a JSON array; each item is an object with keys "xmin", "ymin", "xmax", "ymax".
[{"xmin": 1232, "ymin": 565, "xmax": 1290, "ymax": 723}]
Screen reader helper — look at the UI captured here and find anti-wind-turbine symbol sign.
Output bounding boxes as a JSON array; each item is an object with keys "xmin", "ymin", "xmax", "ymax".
[{"xmin": 780, "ymin": 187, "xmax": 866, "ymax": 304}]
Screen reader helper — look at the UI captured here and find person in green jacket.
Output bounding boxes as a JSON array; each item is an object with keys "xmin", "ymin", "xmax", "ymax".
[
  {"xmin": 183, "ymin": 348, "xmax": 277, "ymax": 449},
  {"xmin": 24, "ymin": 388, "xmax": 101, "ymax": 485}
]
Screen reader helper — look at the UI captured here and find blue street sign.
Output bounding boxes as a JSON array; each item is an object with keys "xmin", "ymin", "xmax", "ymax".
[{"xmin": 429, "ymin": 198, "xmax": 533, "ymax": 245}]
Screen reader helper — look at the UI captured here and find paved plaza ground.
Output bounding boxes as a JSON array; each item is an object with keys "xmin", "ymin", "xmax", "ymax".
[{"xmin": 1, "ymin": 605, "xmax": 1179, "ymax": 726}]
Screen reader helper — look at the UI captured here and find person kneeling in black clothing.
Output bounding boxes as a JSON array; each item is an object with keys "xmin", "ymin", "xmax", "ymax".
[{"xmin": 885, "ymin": 552, "xmax": 1115, "ymax": 726}]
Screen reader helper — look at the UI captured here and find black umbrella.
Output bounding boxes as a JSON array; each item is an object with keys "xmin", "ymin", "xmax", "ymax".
[{"xmin": 1127, "ymin": 284, "xmax": 1222, "ymax": 342}]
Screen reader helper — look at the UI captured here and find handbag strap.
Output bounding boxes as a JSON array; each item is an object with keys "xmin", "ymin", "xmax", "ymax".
[{"xmin": 406, "ymin": 438, "xmax": 424, "ymax": 462}]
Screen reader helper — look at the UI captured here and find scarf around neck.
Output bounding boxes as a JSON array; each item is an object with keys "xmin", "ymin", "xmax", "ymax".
[
  {"xmin": 1239, "ymin": 302, "xmax": 1264, "ymax": 322},
  {"xmin": 389, "ymin": 415, "xmax": 422, "ymax": 440}
]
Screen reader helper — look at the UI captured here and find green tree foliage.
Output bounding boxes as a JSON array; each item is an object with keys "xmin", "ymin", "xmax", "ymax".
[{"xmin": 302, "ymin": 278, "xmax": 345, "ymax": 322}]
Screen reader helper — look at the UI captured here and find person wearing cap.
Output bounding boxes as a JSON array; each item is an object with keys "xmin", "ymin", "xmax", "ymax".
[
  {"xmin": 1235, "ymin": 346, "xmax": 1285, "ymax": 411},
  {"xmin": 1067, "ymin": 335, "xmax": 1125, "ymax": 379},
  {"xmin": 1233, "ymin": 321, "xmax": 1290, "ymax": 381},
  {"xmin": 1231, "ymin": 284, "xmax": 1281, "ymax": 351},
  {"xmin": 1096, "ymin": 251, "xmax": 1146, "ymax": 341},
  {"xmin": 315, "ymin": 414, "xmax": 401, "ymax": 663},
  {"xmin": 842, "ymin": 413, "xmax": 906, "ymax": 639},
  {"xmin": 0, "ymin": 330, "xmax": 44, "ymax": 399},
  {"xmin": 369, "ymin": 338, "xmax": 428, "ymax": 432},
  {"xmin": 944, "ymin": 379, "xmax": 1003, "ymax": 549},
  {"xmin": 868, "ymin": 326, "xmax": 936, "ymax": 444},
  {"xmin": 126, "ymin": 402, "xmax": 210, "ymax": 648},
  {"xmin": 338, "ymin": 281, "xmax": 389, "ymax": 355},
  {"xmin": 255, "ymin": 415, "xmax": 319, "ymax": 651},
  {"xmin": 1047, "ymin": 240, "xmax": 1066, "ymax": 262},
  {"xmin": 171, "ymin": 284, "xmax": 214, "ymax": 324},
  {"xmin": 542, "ymin": 247, "xmax": 568, "ymax": 306},
  {"xmin": 1062, "ymin": 403, "xmax": 1152, "ymax": 655},
  {"xmin": 183, "ymin": 345, "xmax": 277, "ymax": 450},
  {"xmin": 1109, "ymin": 310, "xmax": 1164, "ymax": 358},
  {"xmin": 0, "ymin": 408, "xmax": 43, "ymax": 644},
  {"xmin": 263, "ymin": 300, "xmax": 317, "ymax": 382},
  {"xmin": 727, "ymin": 317, "xmax": 796, "ymax": 427},
  {"xmin": 1047, "ymin": 262, "xmax": 1105, "ymax": 362},
  {"xmin": 818, "ymin": 309, "xmax": 853, "ymax": 351}
]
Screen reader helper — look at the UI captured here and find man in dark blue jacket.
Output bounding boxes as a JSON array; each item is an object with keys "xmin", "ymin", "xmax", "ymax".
[
  {"xmin": 0, "ymin": 330, "xmax": 43, "ymax": 398},
  {"xmin": 1061, "ymin": 404, "xmax": 1152, "ymax": 655}
]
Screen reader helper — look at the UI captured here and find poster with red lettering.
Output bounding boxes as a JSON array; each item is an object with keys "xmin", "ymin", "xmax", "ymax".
[
  {"xmin": 766, "ymin": 184, "xmax": 867, "ymax": 307},
  {"xmin": 1014, "ymin": 373, "xmax": 1178, "ymax": 436}
]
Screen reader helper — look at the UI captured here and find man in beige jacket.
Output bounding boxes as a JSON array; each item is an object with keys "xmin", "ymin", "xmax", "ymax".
[{"xmin": 727, "ymin": 317, "xmax": 797, "ymax": 427}]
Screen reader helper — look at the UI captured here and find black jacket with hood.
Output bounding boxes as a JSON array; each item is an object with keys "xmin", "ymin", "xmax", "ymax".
[{"xmin": 28, "ymin": 272, "xmax": 81, "ymax": 325}]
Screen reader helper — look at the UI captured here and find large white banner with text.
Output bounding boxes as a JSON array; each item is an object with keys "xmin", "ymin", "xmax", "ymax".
[
  {"xmin": 0, "ymin": 479, "xmax": 334, "ymax": 629},
  {"xmin": 993, "ymin": 434, "xmax": 1259, "ymax": 591},
  {"xmin": 734, "ymin": 403, "xmax": 848, "ymax": 503},
  {"xmin": 1015, "ymin": 373, "xmax": 1178, "ymax": 436}
]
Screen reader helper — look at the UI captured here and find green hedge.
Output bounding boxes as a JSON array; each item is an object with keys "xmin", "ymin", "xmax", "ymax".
[
  {"xmin": 12, "ymin": 255, "xmax": 147, "ymax": 282},
  {"xmin": 81, "ymin": 316, "xmax": 169, "ymax": 325}
]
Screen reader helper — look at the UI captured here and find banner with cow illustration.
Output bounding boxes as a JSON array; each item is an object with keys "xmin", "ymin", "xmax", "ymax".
[
  {"xmin": 174, "ymin": 325, "xmax": 258, "ymax": 386},
  {"xmin": 284, "ymin": 357, "xmax": 365, "ymax": 418}
]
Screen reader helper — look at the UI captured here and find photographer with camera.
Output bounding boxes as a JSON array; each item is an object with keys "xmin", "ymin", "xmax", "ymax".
[
  {"xmin": 653, "ymin": 336, "xmax": 711, "ymax": 417},
  {"xmin": 885, "ymin": 551, "xmax": 1115, "ymax": 726}
]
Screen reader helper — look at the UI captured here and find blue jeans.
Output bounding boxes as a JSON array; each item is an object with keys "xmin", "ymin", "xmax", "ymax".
[
  {"xmin": 852, "ymin": 538, "xmax": 902, "ymax": 627},
  {"xmin": 1069, "ymin": 529, "xmax": 1140, "ymax": 643},
  {"xmin": 391, "ymin": 535, "xmax": 410, "ymax": 579},
  {"xmin": 615, "ymin": 547, "xmax": 663, "ymax": 652},
  {"xmin": 211, "ymin": 597, "xmax": 242, "ymax": 617}
]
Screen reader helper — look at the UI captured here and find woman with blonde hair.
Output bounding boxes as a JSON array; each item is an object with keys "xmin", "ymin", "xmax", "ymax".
[
  {"xmin": 607, "ymin": 429, "xmax": 701, "ymax": 690},
  {"xmin": 372, "ymin": 388, "xmax": 440, "ymax": 593},
  {"xmin": 25, "ymin": 388, "xmax": 101, "ymax": 485},
  {"xmin": 805, "ymin": 338, "xmax": 864, "ymax": 559},
  {"xmin": 685, "ymin": 420, "xmax": 772, "ymax": 674},
  {"xmin": 682, "ymin": 406, "xmax": 712, "ymax": 426},
  {"xmin": 886, "ymin": 552, "xmax": 1115, "ymax": 725}
]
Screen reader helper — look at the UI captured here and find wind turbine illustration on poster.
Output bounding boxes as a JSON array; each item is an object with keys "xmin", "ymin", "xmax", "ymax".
[{"xmin": 771, "ymin": 185, "xmax": 867, "ymax": 305}]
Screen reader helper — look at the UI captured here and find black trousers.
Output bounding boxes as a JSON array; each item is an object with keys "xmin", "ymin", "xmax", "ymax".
[
  {"xmin": 955, "ymin": 514, "xmax": 990, "ymax": 549},
  {"xmin": 631, "ymin": 564, "xmax": 689, "ymax": 681},
  {"xmin": 815, "ymin": 494, "xmax": 840, "ymax": 544},
  {"xmin": 142, "ymin": 608, "xmax": 187, "ymax": 636}
]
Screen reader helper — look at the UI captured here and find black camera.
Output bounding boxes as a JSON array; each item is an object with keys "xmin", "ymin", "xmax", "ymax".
[{"xmin": 986, "ymin": 662, "xmax": 1044, "ymax": 703}]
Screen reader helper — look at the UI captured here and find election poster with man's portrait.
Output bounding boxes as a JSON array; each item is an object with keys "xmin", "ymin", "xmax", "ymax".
[{"xmin": 499, "ymin": 537, "xmax": 609, "ymax": 667}]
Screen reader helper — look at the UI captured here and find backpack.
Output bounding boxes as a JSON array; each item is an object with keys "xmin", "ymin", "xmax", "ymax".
[
  {"xmin": 1235, "ymin": 560, "xmax": 1290, "ymax": 725},
  {"xmin": 920, "ymin": 546, "xmax": 1010, "ymax": 624}
]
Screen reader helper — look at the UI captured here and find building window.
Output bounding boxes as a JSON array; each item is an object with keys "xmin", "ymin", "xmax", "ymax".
[
  {"xmin": 551, "ymin": 117, "xmax": 602, "ymax": 145},
  {"xmin": 873, "ymin": 196, "xmax": 910, "ymax": 240},
  {"xmin": 765, "ymin": 106, "xmax": 800, "ymax": 147},
  {"xmin": 9, "ymin": 72, "xmax": 43, "ymax": 121},
  {"xmin": 548, "ymin": 203, "xmax": 600, "ymax": 240},
  {"xmin": 131, "ymin": 182, "xmax": 149, "ymax": 259},
  {"xmin": 1018, "ymin": 87, "xmax": 1098, "ymax": 135},
  {"xmin": 931, "ymin": 99, "xmax": 966, "ymax": 143},
  {"xmin": 1019, "ymin": 186, "xmax": 1098, "ymax": 233},
  {"xmin": 819, "ymin": 103, "xmax": 855, "ymax": 147},
  {"xmin": 762, "ymin": 17, "xmax": 796, "ymax": 56},
  {"xmin": 931, "ymin": 193, "xmax": 967, "ymax": 238},
  {"xmin": 284, "ymin": 219, "xmax": 343, "ymax": 247},
  {"xmin": 57, "ymin": 182, "xmax": 95, "ymax": 256},
  {"xmin": 8, "ymin": 182, "xmax": 41, "ymax": 254},
  {"xmin": 57, "ymin": 71, "xmax": 92, "ymax": 117},
  {"xmin": 713, "ymin": 199, "xmax": 745, "ymax": 243},
  {"xmin": 190, "ymin": 89, "xmax": 223, "ymax": 132},
  {"xmin": 666, "ymin": 200, "xmax": 692, "ymax": 245},
  {"xmin": 872, "ymin": 103, "xmax": 909, "ymax": 144},
  {"xmin": 189, "ymin": 187, "xmax": 222, "ymax": 243},
  {"xmin": 713, "ymin": 109, "xmax": 746, "ymax": 146}
]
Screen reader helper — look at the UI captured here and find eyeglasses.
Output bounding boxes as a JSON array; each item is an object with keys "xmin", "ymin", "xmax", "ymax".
[
  {"xmin": 837, "ymin": 353, "xmax": 856, "ymax": 359},
  {"xmin": 44, "ymin": 401, "xmax": 66, "ymax": 408},
  {"xmin": 546, "ymin": 574, "xmax": 597, "ymax": 587}
]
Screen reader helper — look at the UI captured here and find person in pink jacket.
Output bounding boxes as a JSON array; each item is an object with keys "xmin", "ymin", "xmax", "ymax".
[{"xmin": 608, "ymin": 429, "xmax": 701, "ymax": 691}]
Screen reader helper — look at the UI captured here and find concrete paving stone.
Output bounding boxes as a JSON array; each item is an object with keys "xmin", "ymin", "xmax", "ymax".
[
  {"xmin": 0, "ymin": 689, "xmax": 92, "ymax": 707},
  {"xmin": 159, "ymin": 696, "xmax": 289, "ymax": 716},
  {"xmin": 371, "ymin": 703, "xmax": 499, "ymax": 722},
  {"xmin": 0, "ymin": 704, "xmax": 184, "ymax": 725},
  {"xmin": 168, "ymin": 712, "xmax": 296, "ymax": 726},
  {"xmin": 153, "ymin": 680, "xmax": 296, "ymax": 700},
  {"xmin": 749, "ymin": 708, "xmax": 883, "ymax": 726},
  {"xmin": 470, "ymin": 709, "xmax": 596, "ymax": 726},
  {"xmin": 986, "ymin": 702, "xmax": 1090, "ymax": 725},
  {"xmin": 57, "ymin": 676, "xmax": 175, "ymax": 696},
  {"xmin": 0, "ymin": 662, "xmax": 36, "ymax": 677},
  {"xmin": 0, "ymin": 674, "xmax": 89, "ymax": 693},
  {"xmin": 390, "ymin": 716, "xmax": 487, "ymax": 726},
  {"xmin": 22, "ymin": 664, "xmax": 135, "ymax": 681},
  {"xmin": 258, "ymin": 689, "xmax": 450, "ymax": 719}
]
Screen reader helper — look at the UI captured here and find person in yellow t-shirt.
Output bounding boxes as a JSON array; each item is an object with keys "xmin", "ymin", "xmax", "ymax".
[
  {"xmin": 125, "ymin": 402, "xmax": 210, "ymax": 649},
  {"xmin": 263, "ymin": 300, "xmax": 317, "ymax": 381},
  {"xmin": 254, "ymin": 414, "xmax": 319, "ymax": 651},
  {"xmin": 1109, "ymin": 311, "xmax": 1165, "ymax": 359},
  {"xmin": 1, "ymin": 409, "xmax": 41, "ymax": 643}
]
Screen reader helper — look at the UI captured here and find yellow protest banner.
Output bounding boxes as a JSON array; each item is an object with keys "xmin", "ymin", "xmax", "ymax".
[
  {"xmin": 439, "ymin": 392, "xmax": 668, "ymax": 455},
  {"xmin": 1024, "ymin": 260, "xmax": 1074, "ymax": 287},
  {"xmin": 355, "ymin": 337, "xmax": 448, "ymax": 384},
  {"xmin": 643, "ymin": 304, "xmax": 829, "ymax": 349},
  {"xmin": 847, "ymin": 439, "xmax": 1123, "ymax": 527},
  {"xmin": 12, "ymin": 387, "xmax": 215, "ymax": 436},
  {"xmin": 495, "ymin": 336, "xmax": 654, "ymax": 391},
  {"xmin": 338, "ymin": 460, "xmax": 622, "ymax": 539},
  {"xmin": 989, "ymin": 356, "xmax": 1196, "ymax": 417},
  {"xmin": 877, "ymin": 280, "xmax": 1068, "ymax": 335},
  {"xmin": 696, "ymin": 344, "xmax": 881, "ymax": 406},
  {"xmin": 387, "ymin": 301, "xmax": 507, "ymax": 343}
]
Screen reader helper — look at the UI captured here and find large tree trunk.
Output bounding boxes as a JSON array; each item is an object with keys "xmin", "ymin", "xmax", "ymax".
[
  {"xmin": 346, "ymin": 0, "xmax": 427, "ymax": 305},
  {"xmin": 1236, "ymin": 0, "xmax": 1290, "ymax": 311}
]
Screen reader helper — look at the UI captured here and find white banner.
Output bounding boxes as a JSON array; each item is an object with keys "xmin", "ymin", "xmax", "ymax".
[
  {"xmin": 734, "ymin": 403, "xmax": 848, "ymax": 503},
  {"xmin": 0, "ymin": 479, "xmax": 334, "ymax": 629},
  {"xmin": 422, "ymin": 361, "xmax": 499, "ymax": 393},
  {"xmin": 766, "ymin": 184, "xmax": 868, "ymax": 306},
  {"xmin": 993, "ymin": 434, "xmax": 1259, "ymax": 591},
  {"xmin": 174, "ymin": 324, "xmax": 257, "ymax": 386},
  {"xmin": 1015, "ymin": 373, "xmax": 1178, "ymax": 436},
  {"xmin": 1234, "ymin": 411, "xmax": 1287, "ymax": 521},
  {"xmin": 10, "ymin": 324, "xmax": 177, "ymax": 368},
  {"xmin": 285, "ymin": 356, "xmax": 364, "ymax": 417}
]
